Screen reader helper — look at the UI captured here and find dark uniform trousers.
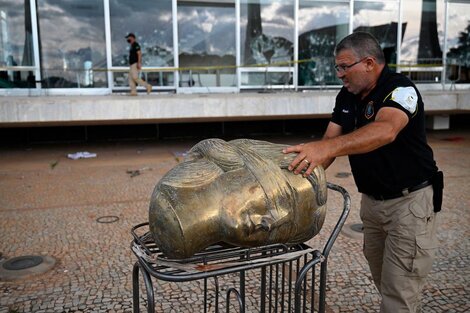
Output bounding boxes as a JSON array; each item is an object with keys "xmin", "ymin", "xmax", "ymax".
[{"xmin": 360, "ymin": 185, "xmax": 438, "ymax": 313}]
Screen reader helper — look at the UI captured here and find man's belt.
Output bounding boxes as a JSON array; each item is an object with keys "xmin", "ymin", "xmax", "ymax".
[{"xmin": 368, "ymin": 180, "xmax": 432, "ymax": 201}]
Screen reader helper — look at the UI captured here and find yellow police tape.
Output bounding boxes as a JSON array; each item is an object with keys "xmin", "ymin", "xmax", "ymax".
[
  {"xmin": 97, "ymin": 59, "xmax": 444, "ymax": 73},
  {"xmin": 94, "ymin": 59, "xmax": 306, "ymax": 72},
  {"xmin": 0, "ymin": 59, "xmax": 444, "ymax": 73}
]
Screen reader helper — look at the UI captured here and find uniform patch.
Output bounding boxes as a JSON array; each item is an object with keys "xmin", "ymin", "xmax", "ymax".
[
  {"xmin": 390, "ymin": 87, "xmax": 418, "ymax": 114},
  {"xmin": 365, "ymin": 101, "xmax": 374, "ymax": 119}
]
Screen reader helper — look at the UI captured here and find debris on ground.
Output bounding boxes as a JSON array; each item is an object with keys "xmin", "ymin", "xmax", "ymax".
[
  {"xmin": 67, "ymin": 151, "xmax": 97, "ymax": 160},
  {"xmin": 126, "ymin": 166, "xmax": 153, "ymax": 178},
  {"xmin": 49, "ymin": 160, "xmax": 59, "ymax": 169},
  {"xmin": 335, "ymin": 172, "xmax": 352, "ymax": 178},
  {"xmin": 172, "ymin": 151, "xmax": 188, "ymax": 163}
]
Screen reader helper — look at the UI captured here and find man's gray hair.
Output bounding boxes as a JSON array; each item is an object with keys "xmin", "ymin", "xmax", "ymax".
[{"xmin": 335, "ymin": 32, "xmax": 385, "ymax": 64}]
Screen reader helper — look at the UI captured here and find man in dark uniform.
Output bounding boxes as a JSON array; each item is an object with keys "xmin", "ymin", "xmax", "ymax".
[
  {"xmin": 125, "ymin": 33, "xmax": 152, "ymax": 96},
  {"xmin": 283, "ymin": 32, "xmax": 443, "ymax": 312}
]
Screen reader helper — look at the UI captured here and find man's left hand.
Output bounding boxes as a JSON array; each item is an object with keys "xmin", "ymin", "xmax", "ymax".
[{"xmin": 283, "ymin": 141, "xmax": 331, "ymax": 176}]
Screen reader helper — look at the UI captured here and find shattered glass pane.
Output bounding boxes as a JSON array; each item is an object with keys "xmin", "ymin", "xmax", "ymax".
[{"xmin": 298, "ymin": 1, "xmax": 349, "ymax": 86}]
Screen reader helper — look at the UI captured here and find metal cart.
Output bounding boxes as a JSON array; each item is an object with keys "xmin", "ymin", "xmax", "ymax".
[{"xmin": 131, "ymin": 182, "xmax": 350, "ymax": 313}]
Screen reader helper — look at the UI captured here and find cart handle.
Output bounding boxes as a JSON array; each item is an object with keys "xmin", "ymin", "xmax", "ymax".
[{"xmin": 323, "ymin": 182, "xmax": 351, "ymax": 258}]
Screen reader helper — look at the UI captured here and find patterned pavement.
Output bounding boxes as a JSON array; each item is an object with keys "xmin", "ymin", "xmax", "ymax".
[{"xmin": 0, "ymin": 130, "xmax": 468, "ymax": 313}]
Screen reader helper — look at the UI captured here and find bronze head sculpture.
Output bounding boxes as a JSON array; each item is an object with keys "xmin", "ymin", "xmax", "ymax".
[{"xmin": 149, "ymin": 138, "xmax": 327, "ymax": 259}]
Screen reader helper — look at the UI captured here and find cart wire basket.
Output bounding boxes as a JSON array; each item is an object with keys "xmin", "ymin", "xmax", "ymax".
[{"xmin": 131, "ymin": 182, "xmax": 350, "ymax": 313}]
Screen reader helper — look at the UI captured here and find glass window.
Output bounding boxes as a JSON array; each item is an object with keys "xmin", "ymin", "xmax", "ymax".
[
  {"xmin": 446, "ymin": 1, "xmax": 470, "ymax": 84},
  {"xmin": 110, "ymin": 0, "xmax": 174, "ymax": 88},
  {"xmin": 298, "ymin": 0, "xmax": 349, "ymax": 86},
  {"xmin": 400, "ymin": 0, "xmax": 445, "ymax": 83},
  {"xmin": 36, "ymin": 0, "xmax": 107, "ymax": 88},
  {"xmin": 0, "ymin": 0, "xmax": 36, "ymax": 88},
  {"xmin": 240, "ymin": 0, "xmax": 294, "ymax": 86},
  {"xmin": 177, "ymin": 0, "xmax": 236, "ymax": 88},
  {"xmin": 110, "ymin": 0, "xmax": 173, "ymax": 68},
  {"xmin": 353, "ymin": 0, "xmax": 400, "ymax": 66}
]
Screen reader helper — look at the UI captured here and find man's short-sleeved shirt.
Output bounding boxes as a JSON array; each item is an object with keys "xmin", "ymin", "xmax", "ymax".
[
  {"xmin": 129, "ymin": 42, "xmax": 141, "ymax": 65},
  {"xmin": 331, "ymin": 66, "xmax": 437, "ymax": 195}
]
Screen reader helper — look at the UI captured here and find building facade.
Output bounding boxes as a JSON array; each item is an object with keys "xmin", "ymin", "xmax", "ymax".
[
  {"xmin": 0, "ymin": 0, "xmax": 469, "ymax": 128},
  {"xmin": 1, "ymin": 0, "xmax": 470, "ymax": 94}
]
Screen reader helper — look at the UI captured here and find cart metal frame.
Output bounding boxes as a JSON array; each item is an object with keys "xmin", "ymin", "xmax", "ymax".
[{"xmin": 131, "ymin": 182, "xmax": 350, "ymax": 313}]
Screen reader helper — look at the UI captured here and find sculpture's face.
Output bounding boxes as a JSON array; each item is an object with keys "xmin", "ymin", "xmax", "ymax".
[
  {"xmin": 216, "ymin": 169, "xmax": 291, "ymax": 245},
  {"xmin": 149, "ymin": 138, "xmax": 327, "ymax": 259}
]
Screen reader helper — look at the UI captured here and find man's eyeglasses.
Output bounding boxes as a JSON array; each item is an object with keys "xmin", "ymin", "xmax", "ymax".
[{"xmin": 334, "ymin": 57, "xmax": 368, "ymax": 73}]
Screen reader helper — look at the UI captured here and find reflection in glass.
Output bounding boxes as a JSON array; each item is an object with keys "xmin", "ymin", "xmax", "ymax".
[
  {"xmin": 353, "ymin": 1, "xmax": 401, "ymax": 66},
  {"xmin": 110, "ymin": 0, "xmax": 173, "ymax": 88},
  {"xmin": 37, "ymin": 0, "xmax": 107, "ymax": 88},
  {"xmin": 446, "ymin": 3, "xmax": 470, "ymax": 83},
  {"xmin": 110, "ymin": 0, "xmax": 173, "ymax": 68},
  {"xmin": 417, "ymin": 0, "xmax": 442, "ymax": 61},
  {"xmin": 2, "ymin": 0, "xmax": 465, "ymax": 93},
  {"xmin": 177, "ymin": 1, "xmax": 236, "ymax": 88},
  {"xmin": 0, "ymin": 0, "xmax": 35, "ymax": 88},
  {"xmin": 240, "ymin": 71, "xmax": 291, "ymax": 87},
  {"xmin": 240, "ymin": 0, "xmax": 294, "ymax": 86},
  {"xmin": 400, "ymin": 0, "xmax": 444, "ymax": 82},
  {"xmin": 298, "ymin": 0, "xmax": 349, "ymax": 86},
  {"xmin": 401, "ymin": 0, "xmax": 444, "ymax": 63}
]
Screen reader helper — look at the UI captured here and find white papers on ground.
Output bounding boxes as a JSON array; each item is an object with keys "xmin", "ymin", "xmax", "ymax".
[{"xmin": 67, "ymin": 151, "xmax": 97, "ymax": 160}]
